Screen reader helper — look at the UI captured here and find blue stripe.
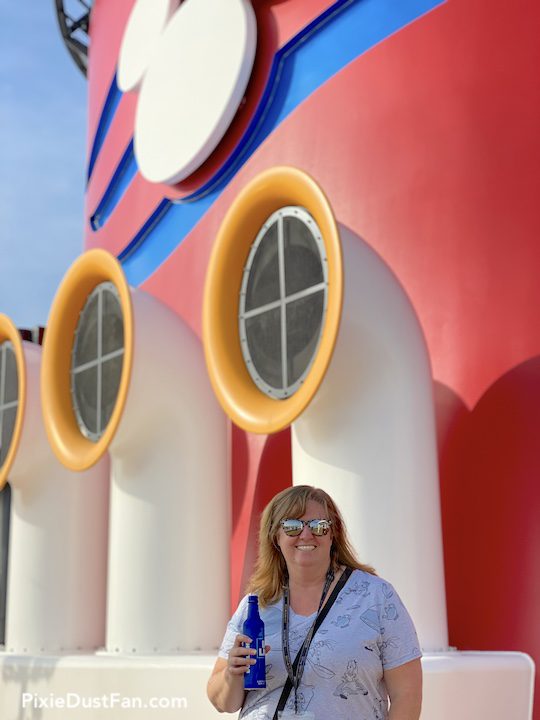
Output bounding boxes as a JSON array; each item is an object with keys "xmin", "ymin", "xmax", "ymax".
[
  {"xmin": 90, "ymin": 140, "xmax": 135, "ymax": 230},
  {"xmin": 86, "ymin": 75, "xmax": 123, "ymax": 183},
  {"xmin": 103, "ymin": 0, "xmax": 444, "ymax": 284}
]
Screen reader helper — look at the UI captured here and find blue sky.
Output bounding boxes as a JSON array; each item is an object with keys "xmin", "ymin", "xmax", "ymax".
[{"xmin": 0, "ymin": 2, "xmax": 87, "ymax": 329}]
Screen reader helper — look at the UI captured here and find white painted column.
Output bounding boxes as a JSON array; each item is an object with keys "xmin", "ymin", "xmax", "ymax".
[
  {"xmin": 292, "ymin": 227, "xmax": 448, "ymax": 651},
  {"xmin": 105, "ymin": 289, "xmax": 229, "ymax": 653},
  {"xmin": 6, "ymin": 341, "xmax": 109, "ymax": 654}
]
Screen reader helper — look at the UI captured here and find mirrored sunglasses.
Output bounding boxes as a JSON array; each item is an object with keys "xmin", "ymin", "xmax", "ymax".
[{"xmin": 280, "ymin": 518, "xmax": 332, "ymax": 537}]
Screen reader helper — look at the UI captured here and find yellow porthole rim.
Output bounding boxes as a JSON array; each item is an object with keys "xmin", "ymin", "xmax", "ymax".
[
  {"xmin": 203, "ymin": 166, "xmax": 343, "ymax": 434},
  {"xmin": 0, "ymin": 315, "xmax": 27, "ymax": 489},
  {"xmin": 41, "ymin": 249, "xmax": 134, "ymax": 471}
]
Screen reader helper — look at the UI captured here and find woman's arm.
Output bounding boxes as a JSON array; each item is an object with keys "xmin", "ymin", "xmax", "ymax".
[
  {"xmin": 207, "ymin": 633, "xmax": 255, "ymax": 713},
  {"xmin": 385, "ymin": 658, "xmax": 422, "ymax": 720}
]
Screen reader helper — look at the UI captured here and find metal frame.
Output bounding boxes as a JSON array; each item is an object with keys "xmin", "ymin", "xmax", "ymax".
[
  {"xmin": 54, "ymin": 0, "xmax": 92, "ymax": 76},
  {"xmin": 71, "ymin": 282, "xmax": 124, "ymax": 442},
  {"xmin": 0, "ymin": 342, "xmax": 18, "ymax": 467},
  {"xmin": 239, "ymin": 206, "xmax": 329, "ymax": 400}
]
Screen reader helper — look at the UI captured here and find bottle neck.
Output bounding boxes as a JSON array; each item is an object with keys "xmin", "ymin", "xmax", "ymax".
[{"xmin": 247, "ymin": 601, "xmax": 261, "ymax": 621}]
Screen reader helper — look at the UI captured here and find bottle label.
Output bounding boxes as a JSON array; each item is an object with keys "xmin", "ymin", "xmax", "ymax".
[
  {"xmin": 243, "ymin": 638, "xmax": 266, "ymax": 688},
  {"xmin": 243, "ymin": 638, "xmax": 264, "ymax": 656}
]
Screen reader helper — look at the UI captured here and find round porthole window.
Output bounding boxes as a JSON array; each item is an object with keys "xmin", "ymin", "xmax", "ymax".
[
  {"xmin": 71, "ymin": 282, "xmax": 125, "ymax": 441},
  {"xmin": 0, "ymin": 341, "xmax": 18, "ymax": 468},
  {"xmin": 239, "ymin": 207, "xmax": 328, "ymax": 399}
]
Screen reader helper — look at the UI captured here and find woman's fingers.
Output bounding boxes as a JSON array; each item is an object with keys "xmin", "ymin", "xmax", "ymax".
[
  {"xmin": 227, "ymin": 634, "xmax": 257, "ymax": 675},
  {"xmin": 234, "ymin": 633, "xmax": 253, "ymax": 647}
]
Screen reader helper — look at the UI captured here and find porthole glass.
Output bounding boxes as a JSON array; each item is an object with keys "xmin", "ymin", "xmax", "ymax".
[
  {"xmin": 239, "ymin": 207, "xmax": 328, "ymax": 399},
  {"xmin": 244, "ymin": 307, "xmax": 282, "ymax": 389},
  {"xmin": 245, "ymin": 222, "xmax": 280, "ymax": 311},
  {"xmin": 286, "ymin": 290, "xmax": 325, "ymax": 386},
  {"xmin": 283, "ymin": 215, "xmax": 324, "ymax": 295},
  {"xmin": 71, "ymin": 282, "xmax": 124, "ymax": 441},
  {"xmin": 0, "ymin": 342, "xmax": 18, "ymax": 468}
]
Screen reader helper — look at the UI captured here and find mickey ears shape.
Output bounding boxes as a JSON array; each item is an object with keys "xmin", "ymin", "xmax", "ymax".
[
  {"xmin": 118, "ymin": 0, "xmax": 257, "ymax": 184},
  {"xmin": 203, "ymin": 166, "xmax": 344, "ymax": 435}
]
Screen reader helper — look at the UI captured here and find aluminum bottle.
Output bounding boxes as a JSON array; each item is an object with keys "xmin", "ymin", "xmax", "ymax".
[{"xmin": 243, "ymin": 595, "xmax": 266, "ymax": 689}]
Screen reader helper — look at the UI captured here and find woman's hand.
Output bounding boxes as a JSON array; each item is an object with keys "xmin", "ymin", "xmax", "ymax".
[
  {"xmin": 227, "ymin": 634, "xmax": 257, "ymax": 676},
  {"xmin": 227, "ymin": 634, "xmax": 272, "ymax": 676},
  {"xmin": 207, "ymin": 635, "xmax": 271, "ymax": 713}
]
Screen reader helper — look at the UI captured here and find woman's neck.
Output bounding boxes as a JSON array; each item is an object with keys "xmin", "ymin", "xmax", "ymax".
[
  {"xmin": 287, "ymin": 564, "xmax": 330, "ymax": 591},
  {"xmin": 286, "ymin": 564, "xmax": 334, "ymax": 616}
]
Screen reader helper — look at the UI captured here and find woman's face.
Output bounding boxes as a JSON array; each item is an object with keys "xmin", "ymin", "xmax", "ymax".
[{"xmin": 276, "ymin": 499, "xmax": 333, "ymax": 574}]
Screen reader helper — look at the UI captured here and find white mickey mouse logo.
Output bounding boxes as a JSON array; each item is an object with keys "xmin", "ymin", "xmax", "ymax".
[
  {"xmin": 117, "ymin": 0, "xmax": 179, "ymax": 93},
  {"xmin": 117, "ymin": 0, "xmax": 257, "ymax": 185}
]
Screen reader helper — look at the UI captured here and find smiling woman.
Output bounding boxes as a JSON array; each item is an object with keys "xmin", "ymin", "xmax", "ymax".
[
  {"xmin": 207, "ymin": 486, "xmax": 422, "ymax": 720},
  {"xmin": 247, "ymin": 487, "xmax": 375, "ymax": 608}
]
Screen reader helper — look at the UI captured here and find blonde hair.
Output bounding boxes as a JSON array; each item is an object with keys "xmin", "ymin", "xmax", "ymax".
[{"xmin": 246, "ymin": 485, "xmax": 376, "ymax": 607}]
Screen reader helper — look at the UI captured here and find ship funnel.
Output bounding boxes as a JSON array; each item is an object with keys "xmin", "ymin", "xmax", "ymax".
[
  {"xmin": 203, "ymin": 167, "xmax": 447, "ymax": 650},
  {"xmin": 42, "ymin": 250, "xmax": 229, "ymax": 653},
  {"xmin": 0, "ymin": 314, "xmax": 108, "ymax": 653}
]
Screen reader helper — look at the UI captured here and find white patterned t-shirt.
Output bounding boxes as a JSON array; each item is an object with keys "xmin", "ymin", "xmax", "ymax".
[{"xmin": 218, "ymin": 570, "xmax": 421, "ymax": 720}]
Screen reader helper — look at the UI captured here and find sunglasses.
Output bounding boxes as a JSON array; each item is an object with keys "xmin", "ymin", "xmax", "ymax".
[{"xmin": 280, "ymin": 518, "xmax": 332, "ymax": 537}]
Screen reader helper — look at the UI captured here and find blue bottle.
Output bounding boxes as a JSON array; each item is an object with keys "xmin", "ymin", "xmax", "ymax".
[{"xmin": 243, "ymin": 595, "xmax": 266, "ymax": 689}]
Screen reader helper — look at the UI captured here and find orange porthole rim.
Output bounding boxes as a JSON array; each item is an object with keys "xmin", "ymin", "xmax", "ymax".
[
  {"xmin": 41, "ymin": 249, "xmax": 134, "ymax": 471},
  {"xmin": 203, "ymin": 166, "xmax": 343, "ymax": 434},
  {"xmin": 0, "ymin": 314, "xmax": 27, "ymax": 489}
]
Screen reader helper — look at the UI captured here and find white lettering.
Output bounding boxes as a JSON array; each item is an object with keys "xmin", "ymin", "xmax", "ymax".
[
  {"xmin": 20, "ymin": 691, "xmax": 189, "ymax": 710},
  {"xmin": 67, "ymin": 692, "xmax": 80, "ymax": 708}
]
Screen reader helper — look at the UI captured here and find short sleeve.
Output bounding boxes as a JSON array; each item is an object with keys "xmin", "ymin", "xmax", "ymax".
[
  {"xmin": 218, "ymin": 595, "xmax": 249, "ymax": 659},
  {"xmin": 376, "ymin": 581, "xmax": 422, "ymax": 670}
]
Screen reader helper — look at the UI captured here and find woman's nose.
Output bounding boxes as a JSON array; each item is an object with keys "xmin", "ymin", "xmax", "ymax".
[{"xmin": 299, "ymin": 523, "xmax": 314, "ymax": 538}]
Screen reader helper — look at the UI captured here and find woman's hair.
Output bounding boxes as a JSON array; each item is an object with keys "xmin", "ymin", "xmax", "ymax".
[{"xmin": 246, "ymin": 485, "xmax": 376, "ymax": 607}]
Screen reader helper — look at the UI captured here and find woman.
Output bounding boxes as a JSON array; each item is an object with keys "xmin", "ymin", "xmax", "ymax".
[{"xmin": 208, "ymin": 486, "xmax": 422, "ymax": 719}]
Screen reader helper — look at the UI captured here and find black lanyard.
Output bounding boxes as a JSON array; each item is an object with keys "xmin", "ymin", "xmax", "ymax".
[{"xmin": 281, "ymin": 566, "xmax": 335, "ymax": 714}]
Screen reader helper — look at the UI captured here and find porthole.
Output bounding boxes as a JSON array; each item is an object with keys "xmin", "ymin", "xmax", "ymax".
[
  {"xmin": 0, "ymin": 342, "xmax": 18, "ymax": 468},
  {"xmin": 203, "ymin": 166, "xmax": 343, "ymax": 434},
  {"xmin": 239, "ymin": 207, "xmax": 328, "ymax": 399},
  {"xmin": 71, "ymin": 282, "xmax": 124, "ymax": 442}
]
